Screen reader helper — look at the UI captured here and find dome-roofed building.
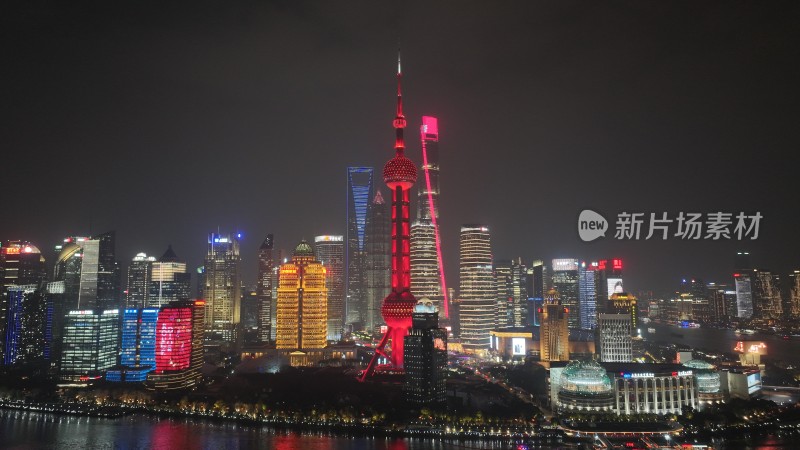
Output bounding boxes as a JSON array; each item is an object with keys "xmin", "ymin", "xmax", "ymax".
[
  {"xmin": 556, "ymin": 360, "xmax": 615, "ymax": 413},
  {"xmin": 683, "ymin": 359, "xmax": 723, "ymax": 405}
]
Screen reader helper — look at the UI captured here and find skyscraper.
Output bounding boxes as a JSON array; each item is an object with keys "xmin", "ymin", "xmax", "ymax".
[
  {"xmin": 0, "ymin": 241, "xmax": 47, "ymax": 290},
  {"xmin": 126, "ymin": 253, "xmax": 155, "ymax": 309},
  {"xmin": 493, "ymin": 260, "xmax": 514, "ymax": 327},
  {"xmin": 276, "ymin": 241, "xmax": 328, "ymax": 351},
  {"xmin": 95, "ymin": 231, "xmax": 121, "ymax": 311},
  {"xmin": 734, "ymin": 272, "xmax": 754, "ymax": 319},
  {"xmin": 597, "ymin": 313, "xmax": 632, "ymax": 362},
  {"xmin": 346, "ymin": 167, "xmax": 373, "ymax": 327},
  {"xmin": 578, "ymin": 261, "xmax": 598, "ymax": 329},
  {"xmin": 149, "ymin": 245, "xmax": 191, "ymax": 307},
  {"xmin": 751, "ymin": 269, "xmax": 782, "ymax": 321},
  {"xmin": 404, "ymin": 301, "xmax": 447, "ymax": 405},
  {"xmin": 74, "ymin": 232, "xmax": 121, "ymax": 311},
  {"xmin": 679, "ymin": 278, "xmax": 710, "ymax": 323},
  {"xmin": 114, "ymin": 308, "xmax": 158, "ymax": 381},
  {"xmin": 539, "ymin": 288, "xmax": 569, "ymax": 362},
  {"xmin": 256, "ymin": 234, "xmax": 274, "ymax": 343},
  {"xmin": 527, "ymin": 260, "xmax": 546, "ymax": 326},
  {"xmin": 204, "ymin": 232, "xmax": 242, "ymax": 346},
  {"xmin": 0, "ymin": 242, "xmax": 46, "ymax": 365},
  {"xmin": 1, "ymin": 285, "xmax": 47, "ymax": 367},
  {"xmin": 361, "ymin": 54, "xmax": 418, "ymax": 380},
  {"xmin": 146, "ymin": 300, "xmax": 205, "ymax": 390},
  {"xmin": 595, "ymin": 259, "xmax": 623, "ymax": 314},
  {"xmin": 410, "ymin": 116, "xmax": 448, "ymax": 317},
  {"xmin": 552, "ymin": 259, "xmax": 579, "ymax": 328},
  {"xmin": 458, "ymin": 225, "xmax": 494, "ymax": 353},
  {"xmin": 314, "ymin": 235, "xmax": 344, "ymax": 341},
  {"xmin": 511, "ymin": 258, "xmax": 528, "ymax": 327},
  {"xmin": 60, "ymin": 309, "xmax": 120, "ymax": 381},
  {"xmin": 789, "ymin": 270, "xmax": 800, "ymax": 321},
  {"xmin": 364, "ymin": 190, "xmax": 391, "ymax": 332}
]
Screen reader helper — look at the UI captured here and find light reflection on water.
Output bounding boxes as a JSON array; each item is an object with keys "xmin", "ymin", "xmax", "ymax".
[{"xmin": 0, "ymin": 410, "xmax": 512, "ymax": 450}]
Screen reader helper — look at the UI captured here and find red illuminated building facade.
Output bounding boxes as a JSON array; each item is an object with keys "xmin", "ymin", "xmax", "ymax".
[
  {"xmin": 146, "ymin": 300, "xmax": 204, "ymax": 390},
  {"xmin": 361, "ymin": 53, "xmax": 417, "ymax": 381}
]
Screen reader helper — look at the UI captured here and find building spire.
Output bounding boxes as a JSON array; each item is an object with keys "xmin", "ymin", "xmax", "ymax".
[{"xmin": 393, "ymin": 48, "xmax": 406, "ymax": 155}]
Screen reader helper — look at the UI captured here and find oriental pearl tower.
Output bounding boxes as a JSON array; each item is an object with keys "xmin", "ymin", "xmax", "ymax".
[{"xmin": 360, "ymin": 53, "xmax": 417, "ymax": 381}]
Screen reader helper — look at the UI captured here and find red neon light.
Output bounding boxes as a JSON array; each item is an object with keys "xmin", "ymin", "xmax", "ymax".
[
  {"xmin": 613, "ymin": 259, "xmax": 623, "ymax": 270},
  {"xmin": 156, "ymin": 307, "xmax": 193, "ymax": 372},
  {"xmin": 598, "ymin": 260, "xmax": 607, "ymax": 270},
  {"xmin": 361, "ymin": 52, "xmax": 417, "ymax": 381},
  {"xmin": 420, "ymin": 116, "xmax": 449, "ymax": 318},
  {"xmin": 421, "ymin": 116, "xmax": 439, "ymax": 140},
  {"xmin": 733, "ymin": 273, "xmax": 741, "ymax": 277}
]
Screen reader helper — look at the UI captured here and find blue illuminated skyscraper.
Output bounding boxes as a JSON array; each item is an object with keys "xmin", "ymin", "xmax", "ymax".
[
  {"xmin": 578, "ymin": 261, "xmax": 598, "ymax": 330},
  {"xmin": 120, "ymin": 308, "xmax": 158, "ymax": 369},
  {"xmin": 2, "ymin": 285, "xmax": 47, "ymax": 367},
  {"xmin": 346, "ymin": 167, "xmax": 373, "ymax": 327}
]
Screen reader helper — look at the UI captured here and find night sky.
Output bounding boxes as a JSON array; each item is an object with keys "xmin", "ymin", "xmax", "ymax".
[{"xmin": 2, "ymin": 2, "xmax": 799, "ymax": 295}]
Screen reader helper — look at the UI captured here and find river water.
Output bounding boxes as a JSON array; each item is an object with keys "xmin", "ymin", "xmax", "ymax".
[
  {"xmin": 642, "ymin": 322, "xmax": 800, "ymax": 364},
  {"xmin": 0, "ymin": 409, "xmax": 511, "ymax": 450}
]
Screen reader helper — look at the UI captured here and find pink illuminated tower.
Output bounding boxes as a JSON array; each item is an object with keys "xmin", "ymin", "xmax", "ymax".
[{"xmin": 360, "ymin": 53, "xmax": 417, "ymax": 381}]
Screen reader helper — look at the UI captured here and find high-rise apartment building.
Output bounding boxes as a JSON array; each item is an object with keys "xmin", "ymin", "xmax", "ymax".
[
  {"xmin": 552, "ymin": 259, "xmax": 579, "ymax": 328},
  {"xmin": 458, "ymin": 225, "xmax": 494, "ymax": 353},
  {"xmin": 539, "ymin": 288, "xmax": 569, "ymax": 362},
  {"xmin": 314, "ymin": 235, "xmax": 344, "ymax": 341},
  {"xmin": 365, "ymin": 191, "xmax": 391, "ymax": 332},
  {"xmin": 256, "ymin": 234, "xmax": 274, "ymax": 343},
  {"xmin": 346, "ymin": 167, "xmax": 373, "ymax": 327},
  {"xmin": 204, "ymin": 232, "xmax": 241, "ymax": 346},
  {"xmin": 276, "ymin": 241, "xmax": 328, "ymax": 350}
]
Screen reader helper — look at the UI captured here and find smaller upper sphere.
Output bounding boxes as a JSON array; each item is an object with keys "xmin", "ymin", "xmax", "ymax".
[{"xmin": 383, "ymin": 154, "xmax": 417, "ymax": 189}]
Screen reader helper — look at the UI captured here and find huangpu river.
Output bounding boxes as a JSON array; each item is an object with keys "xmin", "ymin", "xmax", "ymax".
[
  {"xmin": 642, "ymin": 322, "xmax": 800, "ymax": 364},
  {"xmin": 0, "ymin": 409, "xmax": 515, "ymax": 450}
]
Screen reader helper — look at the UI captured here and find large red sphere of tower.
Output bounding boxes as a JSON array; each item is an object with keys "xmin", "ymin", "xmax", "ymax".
[
  {"xmin": 381, "ymin": 290, "xmax": 416, "ymax": 328},
  {"xmin": 383, "ymin": 154, "xmax": 417, "ymax": 190}
]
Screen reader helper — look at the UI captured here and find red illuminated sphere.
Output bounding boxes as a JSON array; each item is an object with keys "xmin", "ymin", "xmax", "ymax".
[
  {"xmin": 383, "ymin": 154, "xmax": 417, "ymax": 189},
  {"xmin": 381, "ymin": 290, "xmax": 416, "ymax": 328}
]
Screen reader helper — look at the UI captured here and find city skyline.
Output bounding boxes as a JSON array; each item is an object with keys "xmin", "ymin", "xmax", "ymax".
[
  {"xmin": 2, "ymin": 3, "xmax": 799, "ymax": 295},
  {"xmin": 1, "ymin": 4, "xmax": 800, "ymax": 448}
]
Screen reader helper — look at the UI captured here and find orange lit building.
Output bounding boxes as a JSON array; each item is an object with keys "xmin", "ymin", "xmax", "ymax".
[
  {"xmin": 276, "ymin": 241, "xmax": 328, "ymax": 353},
  {"xmin": 540, "ymin": 288, "xmax": 569, "ymax": 362}
]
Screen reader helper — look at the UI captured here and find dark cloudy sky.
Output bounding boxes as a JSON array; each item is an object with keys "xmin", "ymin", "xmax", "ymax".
[{"xmin": 2, "ymin": 1, "xmax": 799, "ymax": 295}]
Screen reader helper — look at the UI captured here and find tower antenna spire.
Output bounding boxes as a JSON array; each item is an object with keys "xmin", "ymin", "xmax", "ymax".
[{"xmin": 393, "ymin": 48, "xmax": 406, "ymax": 155}]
